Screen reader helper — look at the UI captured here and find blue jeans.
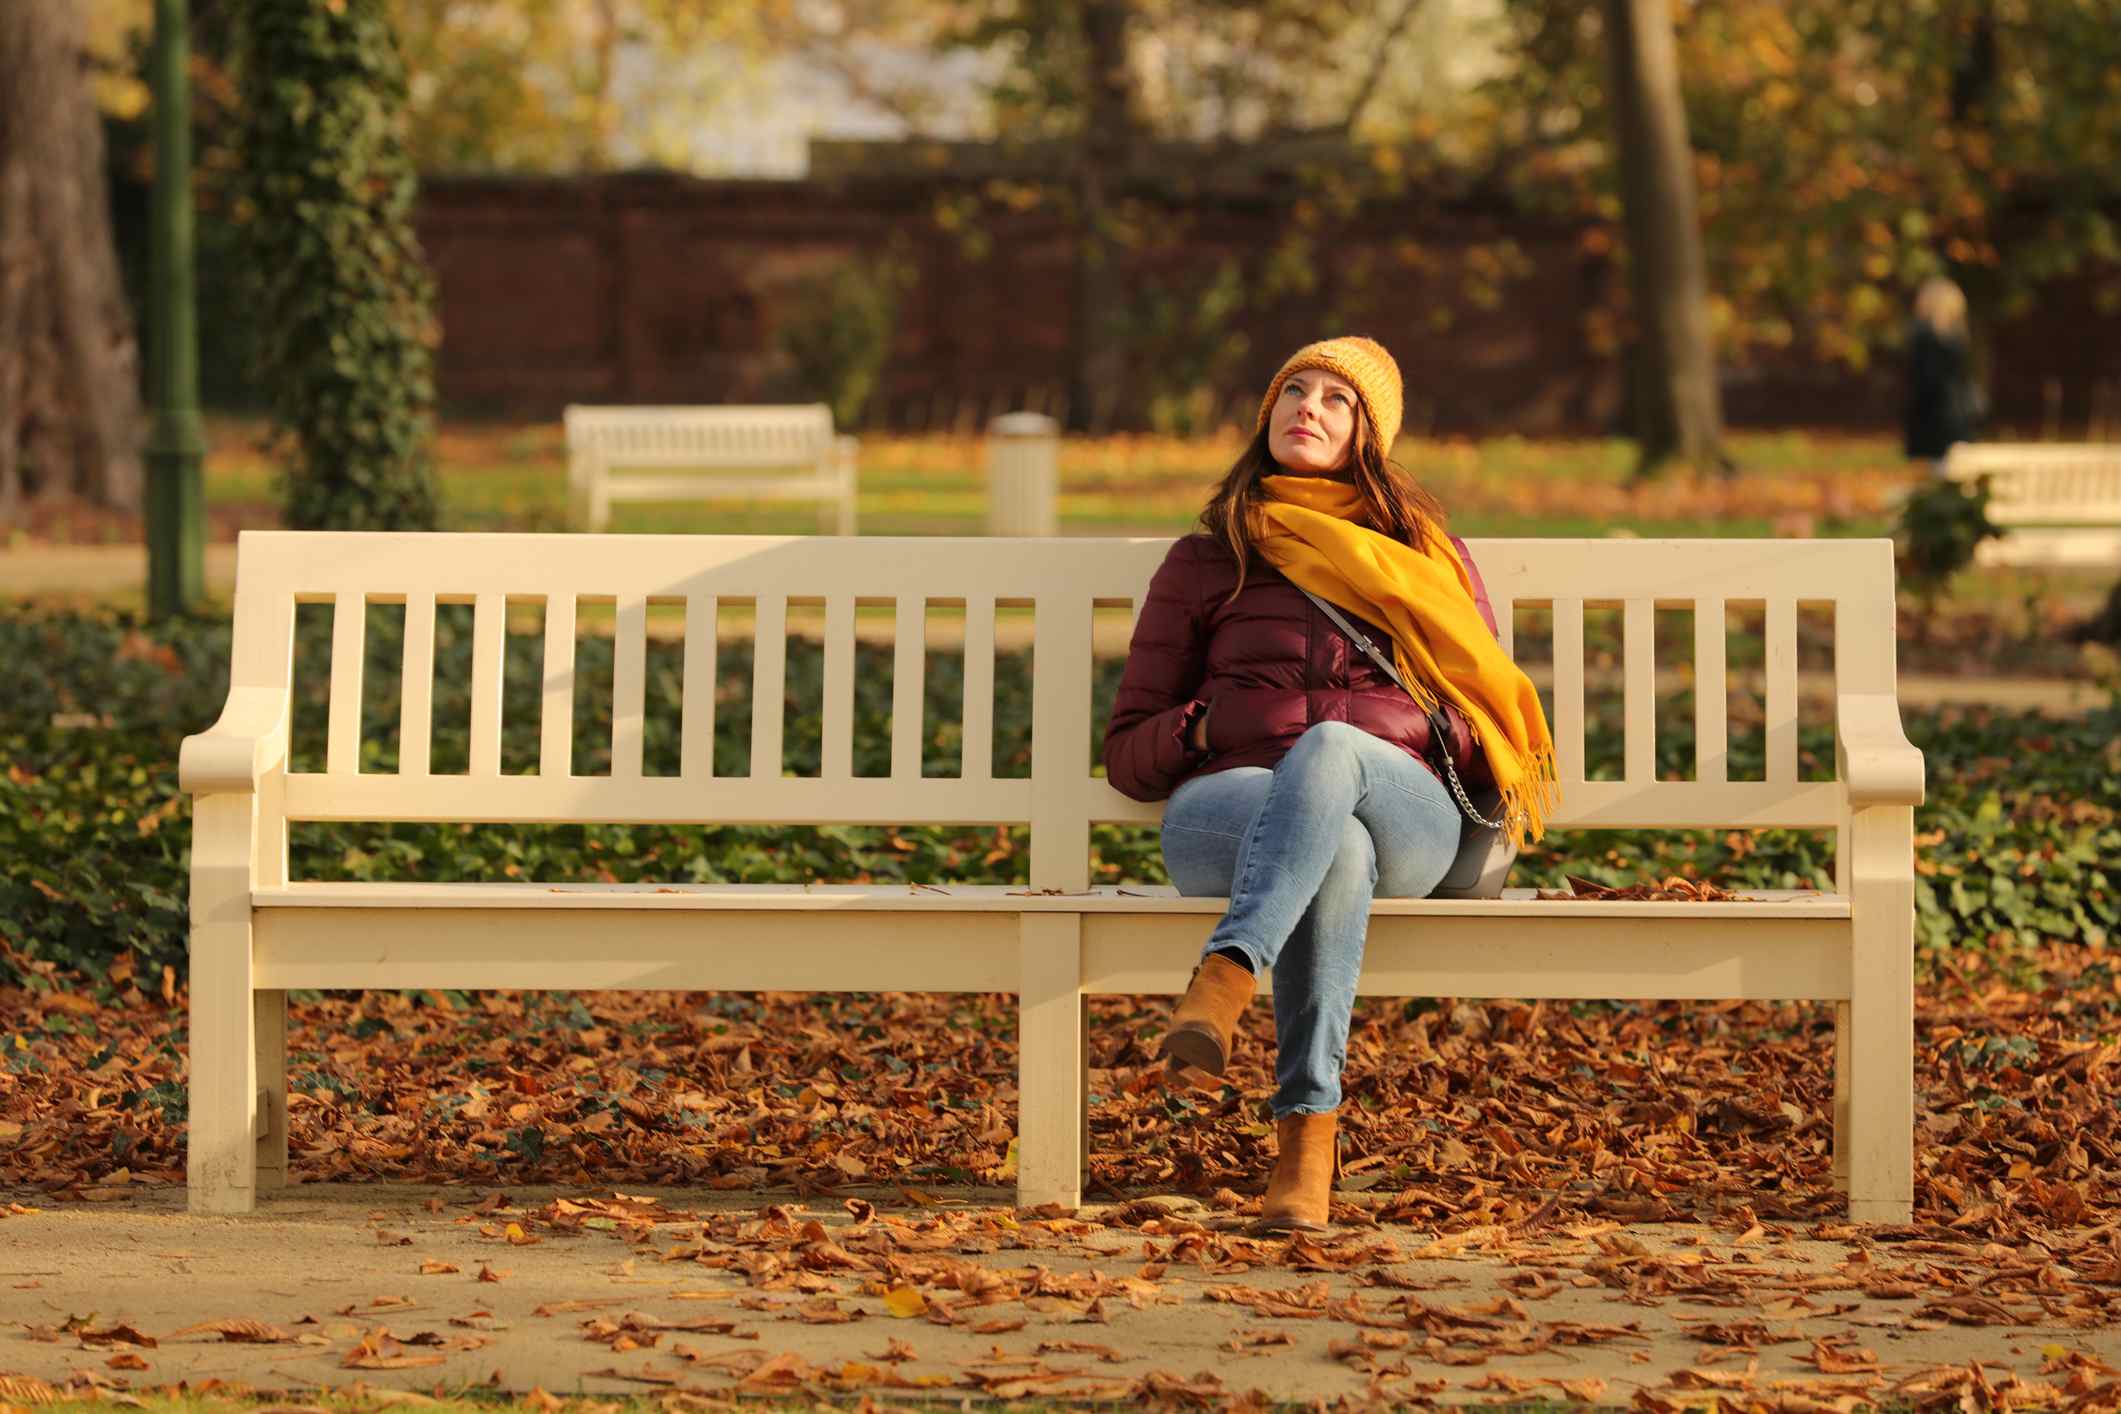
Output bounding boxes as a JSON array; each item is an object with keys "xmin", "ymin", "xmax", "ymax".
[{"xmin": 1160, "ymin": 721, "xmax": 1462, "ymax": 1117}]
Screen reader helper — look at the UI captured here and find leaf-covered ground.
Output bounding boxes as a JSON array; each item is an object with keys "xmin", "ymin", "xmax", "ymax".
[
  {"xmin": 5, "ymin": 1181, "xmax": 2120, "ymax": 1410},
  {"xmin": 4, "ymin": 938, "xmax": 2121, "ymax": 1407},
  {"xmin": 4, "ymin": 931, "xmax": 2116, "ymax": 1239}
]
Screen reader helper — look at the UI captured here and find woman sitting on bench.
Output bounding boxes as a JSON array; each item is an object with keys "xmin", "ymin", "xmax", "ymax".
[{"xmin": 1101, "ymin": 336, "xmax": 1557, "ymax": 1233}]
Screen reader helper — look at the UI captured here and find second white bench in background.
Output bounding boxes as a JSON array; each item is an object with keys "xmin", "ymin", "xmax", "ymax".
[
  {"xmin": 1943, "ymin": 442, "xmax": 2121, "ymax": 569},
  {"xmin": 564, "ymin": 403, "xmax": 859, "ymax": 535}
]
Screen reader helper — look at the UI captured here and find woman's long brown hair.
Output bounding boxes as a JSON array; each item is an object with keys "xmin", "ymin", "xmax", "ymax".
[{"xmin": 1198, "ymin": 403, "xmax": 1448, "ymax": 606}]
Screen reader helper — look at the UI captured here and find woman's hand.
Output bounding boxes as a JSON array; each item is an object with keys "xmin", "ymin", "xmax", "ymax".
[{"xmin": 1190, "ymin": 700, "xmax": 1213, "ymax": 751}]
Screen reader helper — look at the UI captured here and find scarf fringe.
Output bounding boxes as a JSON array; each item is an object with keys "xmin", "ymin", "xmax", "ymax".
[{"xmin": 1499, "ymin": 748, "xmax": 1561, "ymax": 849}]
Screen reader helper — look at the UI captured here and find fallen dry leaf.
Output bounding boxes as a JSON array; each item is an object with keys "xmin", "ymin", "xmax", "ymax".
[{"xmin": 167, "ymin": 1318, "xmax": 293, "ymax": 1344}]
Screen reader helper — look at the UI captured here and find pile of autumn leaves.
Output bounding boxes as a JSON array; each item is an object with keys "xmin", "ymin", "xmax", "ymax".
[{"xmin": 2, "ymin": 936, "xmax": 2115, "ymax": 1239}]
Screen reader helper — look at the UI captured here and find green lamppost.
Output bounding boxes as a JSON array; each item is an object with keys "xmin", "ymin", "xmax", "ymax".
[{"xmin": 145, "ymin": 0, "xmax": 205, "ymax": 619}]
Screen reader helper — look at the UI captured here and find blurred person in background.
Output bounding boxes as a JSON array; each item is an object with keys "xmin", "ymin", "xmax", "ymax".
[
  {"xmin": 1101, "ymin": 336, "xmax": 1555, "ymax": 1234},
  {"xmin": 1903, "ymin": 276, "xmax": 1983, "ymax": 471}
]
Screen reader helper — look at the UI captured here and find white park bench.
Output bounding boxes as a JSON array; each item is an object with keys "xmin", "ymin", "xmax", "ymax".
[
  {"xmin": 1942, "ymin": 442, "xmax": 2121, "ymax": 568},
  {"xmin": 563, "ymin": 404, "xmax": 859, "ymax": 534},
  {"xmin": 180, "ymin": 532, "xmax": 1924, "ymax": 1222}
]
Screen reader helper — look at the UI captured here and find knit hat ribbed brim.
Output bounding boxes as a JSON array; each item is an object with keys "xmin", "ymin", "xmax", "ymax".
[{"xmin": 1255, "ymin": 336, "xmax": 1404, "ymax": 454}]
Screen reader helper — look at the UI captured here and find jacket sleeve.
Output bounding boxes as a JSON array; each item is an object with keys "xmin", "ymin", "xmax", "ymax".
[
  {"xmin": 1451, "ymin": 533, "xmax": 1500, "ymax": 639},
  {"xmin": 1102, "ymin": 539, "xmax": 1213, "ymax": 802}
]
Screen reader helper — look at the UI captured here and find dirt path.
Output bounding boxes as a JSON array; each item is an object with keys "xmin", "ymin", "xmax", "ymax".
[{"xmin": 2, "ymin": 1182, "xmax": 2112, "ymax": 1405}]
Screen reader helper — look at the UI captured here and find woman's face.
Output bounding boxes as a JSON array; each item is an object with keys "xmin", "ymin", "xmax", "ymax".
[{"xmin": 1268, "ymin": 371, "xmax": 1361, "ymax": 475}]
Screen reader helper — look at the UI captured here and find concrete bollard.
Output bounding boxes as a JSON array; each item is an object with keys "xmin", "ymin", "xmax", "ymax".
[{"xmin": 986, "ymin": 411, "xmax": 1059, "ymax": 537}]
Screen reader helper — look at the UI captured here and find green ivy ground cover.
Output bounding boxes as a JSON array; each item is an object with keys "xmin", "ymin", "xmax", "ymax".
[{"xmin": 2, "ymin": 606, "xmax": 2114, "ymax": 994}]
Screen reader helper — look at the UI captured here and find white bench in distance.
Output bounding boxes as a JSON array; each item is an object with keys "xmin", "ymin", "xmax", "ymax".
[
  {"xmin": 1942, "ymin": 442, "xmax": 2121, "ymax": 568},
  {"xmin": 563, "ymin": 403, "xmax": 858, "ymax": 534},
  {"xmin": 179, "ymin": 531, "xmax": 1925, "ymax": 1222}
]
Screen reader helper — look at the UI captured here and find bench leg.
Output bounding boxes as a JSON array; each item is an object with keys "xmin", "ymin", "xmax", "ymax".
[
  {"xmin": 187, "ymin": 797, "xmax": 259, "ymax": 1215},
  {"xmin": 255, "ymin": 990, "xmax": 289, "ymax": 1191},
  {"xmin": 1017, "ymin": 913, "xmax": 1083, "ymax": 1210},
  {"xmin": 1845, "ymin": 810, "xmax": 1916, "ymax": 1224},
  {"xmin": 1080, "ymin": 994, "xmax": 1091, "ymax": 1184},
  {"xmin": 1831, "ymin": 1000, "xmax": 1852, "ymax": 1192}
]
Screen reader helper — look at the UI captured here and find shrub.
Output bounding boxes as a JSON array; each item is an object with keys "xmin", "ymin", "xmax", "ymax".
[
  {"xmin": 2, "ymin": 608, "xmax": 2112, "ymax": 990},
  {"xmin": 1893, "ymin": 474, "xmax": 2002, "ymax": 617},
  {"xmin": 775, "ymin": 253, "xmax": 912, "ymax": 430}
]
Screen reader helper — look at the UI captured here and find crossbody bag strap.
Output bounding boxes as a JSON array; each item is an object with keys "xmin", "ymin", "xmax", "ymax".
[{"xmin": 1298, "ymin": 587, "xmax": 1517, "ymax": 833}]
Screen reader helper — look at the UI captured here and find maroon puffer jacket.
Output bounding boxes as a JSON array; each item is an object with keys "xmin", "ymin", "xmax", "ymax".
[{"xmin": 1102, "ymin": 531, "xmax": 1501, "ymax": 802}]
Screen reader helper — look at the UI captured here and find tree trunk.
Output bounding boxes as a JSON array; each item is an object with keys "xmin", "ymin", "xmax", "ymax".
[
  {"xmin": 1066, "ymin": 0, "xmax": 1136, "ymax": 435},
  {"xmin": 1602, "ymin": 0, "xmax": 1726, "ymax": 479},
  {"xmin": 0, "ymin": 2, "xmax": 146, "ymax": 520}
]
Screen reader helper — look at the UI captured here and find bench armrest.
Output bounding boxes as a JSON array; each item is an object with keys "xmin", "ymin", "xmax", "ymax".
[
  {"xmin": 1835, "ymin": 692, "xmax": 1925, "ymax": 808},
  {"xmin": 179, "ymin": 687, "xmax": 291, "ymax": 795}
]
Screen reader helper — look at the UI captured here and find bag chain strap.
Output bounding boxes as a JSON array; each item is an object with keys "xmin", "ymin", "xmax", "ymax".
[{"xmin": 1300, "ymin": 589, "xmax": 1521, "ymax": 833}]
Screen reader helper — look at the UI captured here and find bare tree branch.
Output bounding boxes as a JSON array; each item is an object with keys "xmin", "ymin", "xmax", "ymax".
[{"xmin": 1337, "ymin": 0, "xmax": 1428, "ymax": 136}]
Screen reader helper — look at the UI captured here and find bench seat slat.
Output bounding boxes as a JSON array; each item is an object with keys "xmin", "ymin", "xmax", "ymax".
[
  {"xmin": 252, "ymin": 880, "xmax": 1850, "ymax": 919},
  {"xmin": 250, "ymin": 903, "xmax": 1851, "ymax": 1002}
]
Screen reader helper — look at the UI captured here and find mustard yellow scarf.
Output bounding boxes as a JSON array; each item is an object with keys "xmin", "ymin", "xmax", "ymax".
[{"xmin": 1256, "ymin": 474, "xmax": 1559, "ymax": 845}]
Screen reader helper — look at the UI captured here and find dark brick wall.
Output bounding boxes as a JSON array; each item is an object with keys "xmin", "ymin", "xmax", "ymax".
[{"xmin": 416, "ymin": 172, "xmax": 2121, "ymax": 437}]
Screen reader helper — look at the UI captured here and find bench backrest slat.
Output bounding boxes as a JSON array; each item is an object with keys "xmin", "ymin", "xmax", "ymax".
[
  {"xmin": 962, "ymin": 595, "xmax": 998, "ymax": 782},
  {"xmin": 1551, "ymin": 598, "xmax": 1585, "ymax": 786},
  {"xmin": 751, "ymin": 595, "xmax": 788, "ymax": 781},
  {"xmin": 539, "ymin": 593, "xmax": 576, "ymax": 778},
  {"xmin": 1766, "ymin": 597, "xmax": 1799, "ymax": 785},
  {"xmin": 400, "ymin": 592, "xmax": 436, "ymax": 778},
  {"xmin": 613, "ymin": 595, "xmax": 649, "ymax": 779},
  {"xmin": 564, "ymin": 405, "xmax": 837, "ymax": 470},
  {"xmin": 230, "ymin": 534, "xmax": 1899, "ymax": 879},
  {"xmin": 891, "ymin": 595, "xmax": 925, "ymax": 781},
  {"xmin": 327, "ymin": 591, "xmax": 365, "ymax": 774},
  {"xmin": 680, "ymin": 596, "xmax": 717, "ymax": 781},
  {"xmin": 469, "ymin": 593, "xmax": 505, "ymax": 777},
  {"xmin": 1694, "ymin": 596, "xmax": 1727, "ymax": 784}
]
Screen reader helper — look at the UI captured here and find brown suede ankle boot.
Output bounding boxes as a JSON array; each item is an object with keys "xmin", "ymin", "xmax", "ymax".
[
  {"xmin": 1156, "ymin": 953, "xmax": 1255, "ymax": 1076},
  {"xmin": 1250, "ymin": 1109, "xmax": 1341, "ymax": 1234}
]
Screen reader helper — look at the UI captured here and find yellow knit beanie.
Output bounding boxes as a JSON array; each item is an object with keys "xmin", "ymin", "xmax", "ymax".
[{"xmin": 1255, "ymin": 336, "xmax": 1404, "ymax": 455}]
